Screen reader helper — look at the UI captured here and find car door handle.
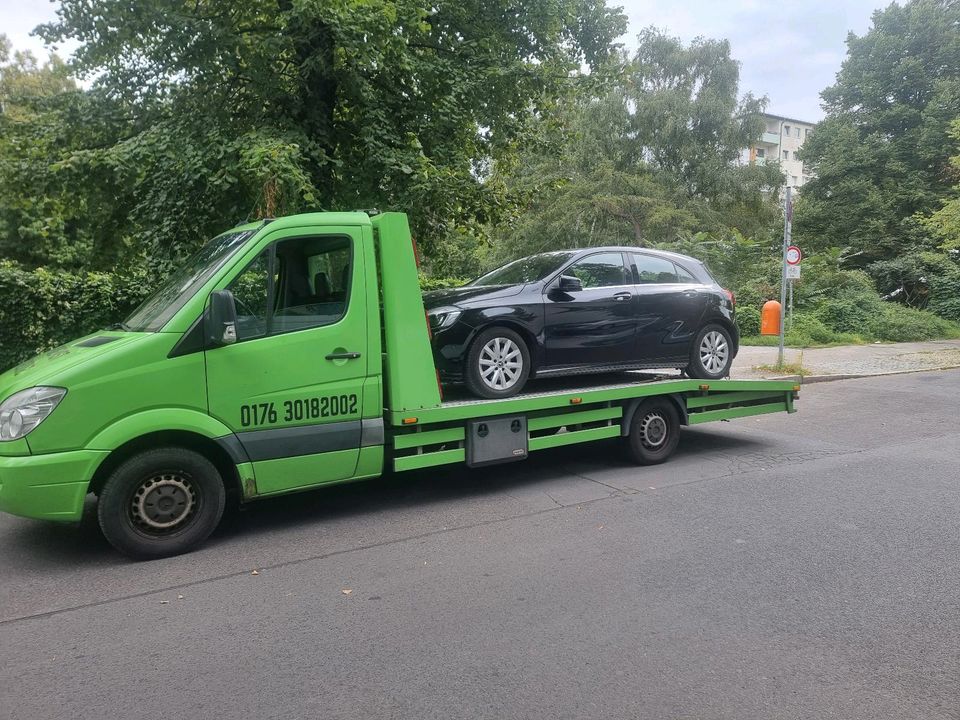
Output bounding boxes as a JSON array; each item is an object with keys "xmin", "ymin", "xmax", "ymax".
[
  {"xmin": 325, "ymin": 351, "xmax": 362, "ymax": 360},
  {"xmin": 613, "ymin": 292, "xmax": 633, "ymax": 302}
]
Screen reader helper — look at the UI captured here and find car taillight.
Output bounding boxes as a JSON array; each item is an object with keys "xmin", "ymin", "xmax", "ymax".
[{"xmin": 723, "ymin": 289, "xmax": 735, "ymax": 307}]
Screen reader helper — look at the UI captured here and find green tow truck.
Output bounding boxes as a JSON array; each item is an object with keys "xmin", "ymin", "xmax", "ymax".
[{"xmin": 0, "ymin": 212, "xmax": 799, "ymax": 558}]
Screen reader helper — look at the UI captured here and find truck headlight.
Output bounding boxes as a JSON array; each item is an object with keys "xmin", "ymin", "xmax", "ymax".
[
  {"xmin": 0, "ymin": 387, "xmax": 67, "ymax": 441},
  {"xmin": 428, "ymin": 307, "xmax": 462, "ymax": 331}
]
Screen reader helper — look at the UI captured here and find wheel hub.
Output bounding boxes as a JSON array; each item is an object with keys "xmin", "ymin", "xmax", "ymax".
[
  {"xmin": 479, "ymin": 337, "xmax": 523, "ymax": 391},
  {"xmin": 699, "ymin": 331, "xmax": 729, "ymax": 375},
  {"xmin": 131, "ymin": 473, "xmax": 196, "ymax": 531},
  {"xmin": 639, "ymin": 412, "xmax": 668, "ymax": 450}
]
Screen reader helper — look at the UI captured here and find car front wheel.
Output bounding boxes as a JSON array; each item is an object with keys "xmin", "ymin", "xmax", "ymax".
[
  {"xmin": 688, "ymin": 323, "xmax": 734, "ymax": 379},
  {"xmin": 465, "ymin": 327, "xmax": 531, "ymax": 399}
]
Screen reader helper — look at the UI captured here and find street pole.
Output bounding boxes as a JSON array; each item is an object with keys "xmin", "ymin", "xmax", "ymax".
[
  {"xmin": 788, "ymin": 278, "xmax": 793, "ymax": 330},
  {"xmin": 779, "ymin": 186, "xmax": 792, "ymax": 368}
]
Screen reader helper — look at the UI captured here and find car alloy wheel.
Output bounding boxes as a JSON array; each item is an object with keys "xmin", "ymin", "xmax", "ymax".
[
  {"xmin": 479, "ymin": 337, "xmax": 524, "ymax": 392},
  {"xmin": 698, "ymin": 330, "xmax": 729, "ymax": 375}
]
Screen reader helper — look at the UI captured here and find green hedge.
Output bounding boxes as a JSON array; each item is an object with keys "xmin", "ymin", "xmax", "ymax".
[{"xmin": 0, "ymin": 261, "xmax": 149, "ymax": 372}]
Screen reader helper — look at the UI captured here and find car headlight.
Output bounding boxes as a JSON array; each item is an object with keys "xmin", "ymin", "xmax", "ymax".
[
  {"xmin": 0, "ymin": 387, "xmax": 67, "ymax": 441},
  {"xmin": 428, "ymin": 307, "xmax": 462, "ymax": 331}
]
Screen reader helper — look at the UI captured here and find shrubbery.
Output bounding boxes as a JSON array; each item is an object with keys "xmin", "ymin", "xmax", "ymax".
[{"xmin": 0, "ymin": 262, "xmax": 148, "ymax": 372}]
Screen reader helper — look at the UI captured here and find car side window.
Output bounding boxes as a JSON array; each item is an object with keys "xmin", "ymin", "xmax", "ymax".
[
  {"xmin": 634, "ymin": 254, "xmax": 679, "ymax": 284},
  {"xmin": 674, "ymin": 263, "xmax": 698, "ymax": 284},
  {"xmin": 566, "ymin": 253, "xmax": 629, "ymax": 289},
  {"xmin": 226, "ymin": 234, "xmax": 352, "ymax": 341}
]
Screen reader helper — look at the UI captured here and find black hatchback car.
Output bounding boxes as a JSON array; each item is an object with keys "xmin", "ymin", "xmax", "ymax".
[{"xmin": 423, "ymin": 247, "xmax": 738, "ymax": 398}]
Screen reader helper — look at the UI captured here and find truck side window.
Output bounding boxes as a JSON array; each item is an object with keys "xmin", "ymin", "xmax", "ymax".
[
  {"xmin": 227, "ymin": 249, "xmax": 271, "ymax": 341},
  {"xmin": 226, "ymin": 234, "xmax": 352, "ymax": 341}
]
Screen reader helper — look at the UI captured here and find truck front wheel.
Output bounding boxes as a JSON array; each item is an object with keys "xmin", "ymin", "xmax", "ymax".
[
  {"xmin": 97, "ymin": 447, "xmax": 226, "ymax": 560},
  {"xmin": 624, "ymin": 399, "xmax": 680, "ymax": 465}
]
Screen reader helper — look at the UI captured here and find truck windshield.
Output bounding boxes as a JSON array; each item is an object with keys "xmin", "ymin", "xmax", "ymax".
[
  {"xmin": 123, "ymin": 230, "xmax": 255, "ymax": 332},
  {"xmin": 470, "ymin": 251, "xmax": 576, "ymax": 286}
]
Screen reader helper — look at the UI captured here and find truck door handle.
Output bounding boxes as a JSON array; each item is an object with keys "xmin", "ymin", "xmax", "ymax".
[
  {"xmin": 325, "ymin": 352, "xmax": 362, "ymax": 360},
  {"xmin": 613, "ymin": 292, "xmax": 632, "ymax": 302}
]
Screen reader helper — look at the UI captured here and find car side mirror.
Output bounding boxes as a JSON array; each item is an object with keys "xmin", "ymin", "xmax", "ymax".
[
  {"xmin": 558, "ymin": 275, "xmax": 583, "ymax": 293},
  {"xmin": 208, "ymin": 290, "xmax": 238, "ymax": 347}
]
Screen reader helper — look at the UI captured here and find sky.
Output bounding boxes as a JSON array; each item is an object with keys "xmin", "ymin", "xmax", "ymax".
[{"xmin": 3, "ymin": 0, "xmax": 895, "ymax": 122}]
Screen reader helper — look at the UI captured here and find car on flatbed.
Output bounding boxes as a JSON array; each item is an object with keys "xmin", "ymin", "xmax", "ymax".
[
  {"xmin": 424, "ymin": 247, "xmax": 738, "ymax": 398},
  {"xmin": 0, "ymin": 212, "xmax": 797, "ymax": 559}
]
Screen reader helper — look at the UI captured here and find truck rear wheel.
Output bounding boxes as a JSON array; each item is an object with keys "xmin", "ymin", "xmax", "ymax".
[
  {"xmin": 624, "ymin": 399, "xmax": 680, "ymax": 465},
  {"xmin": 97, "ymin": 447, "xmax": 226, "ymax": 560}
]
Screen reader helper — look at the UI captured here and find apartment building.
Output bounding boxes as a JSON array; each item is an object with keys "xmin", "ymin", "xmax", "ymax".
[{"xmin": 747, "ymin": 114, "xmax": 816, "ymax": 190}]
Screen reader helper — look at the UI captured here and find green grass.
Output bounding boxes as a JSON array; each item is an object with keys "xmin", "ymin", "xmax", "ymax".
[
  {"xmin": 740, "ymin": 333, "xmax": 867, "ymax": 349},
  {"xmin": 754, "ymin": 361, "xmax": 811, "ymax": 377}
]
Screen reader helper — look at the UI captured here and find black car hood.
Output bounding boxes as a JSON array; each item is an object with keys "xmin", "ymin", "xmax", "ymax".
[{"xmin": 422, "ymin": 284, "xmax": 524, "ymax": 309}]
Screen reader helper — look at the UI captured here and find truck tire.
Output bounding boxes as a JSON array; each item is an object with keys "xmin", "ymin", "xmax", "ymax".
[
  {"xmin": 97, "ymin": 447, "xmax": 226, "ymax": 560},
  {"xmin": 624, "ymin": 399, "xmax": 680, "ymax": 465},
  {"xmin": 465, "ymin": 327, "xmax": 531, "ymax": 399},
  {"xmin": 687, "ymin": 323, "xmax": 733, "ymax": 379}
]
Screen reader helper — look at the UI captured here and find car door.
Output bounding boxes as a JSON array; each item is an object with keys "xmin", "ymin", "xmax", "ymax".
[
  {"xmin": 631, "ymin": 253, "xmax": 708, "ymax": 362},
  {"xmin": 205, "ymin": 226, "xmax": 368, "ymax": 495},
  {"xmin": 542, "ymin": 251, "xmax": 638, "ymax": 368}
]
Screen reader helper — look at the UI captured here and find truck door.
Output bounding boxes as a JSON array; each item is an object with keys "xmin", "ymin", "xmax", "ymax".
[{"xmin": 205, "ymin": 226, "xmax": 368, "ymax": 495}]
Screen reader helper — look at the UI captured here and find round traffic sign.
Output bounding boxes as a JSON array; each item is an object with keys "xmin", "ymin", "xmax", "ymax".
[{"xmin": 786, "ymin": 245, "xmax": 802, "ymax": 265}]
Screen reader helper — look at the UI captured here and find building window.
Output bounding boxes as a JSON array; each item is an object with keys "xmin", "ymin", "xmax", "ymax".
[
  {"xmin": 795, "ymin": 127, "xmax": 801, "ymax": 138},
  {"xmin": 783, "ymin": 150, "xmax": 789, "ymax": 160},
  {"xmin": 805, "ymin": 128, "xmax": 811, "ymax": 139},
  {"xmin": 784, "ymin": 124, "xmax": 790, "ymax": 135},
  {"xmin": 756, "ymin": 148, "xmax": 765, "ymax": 158},
  {"xmin": 791, "ymin": 175, "xmax": 798, "ymax": 186},
  {"xmin": 793, "ymin": 151, "xmax": 800, "ymax": 161}
]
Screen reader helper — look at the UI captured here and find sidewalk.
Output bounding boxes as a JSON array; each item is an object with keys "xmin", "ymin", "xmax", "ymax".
[{"xmin": 731, "ymin": 339, "xmax": 960, "ymax": 382}]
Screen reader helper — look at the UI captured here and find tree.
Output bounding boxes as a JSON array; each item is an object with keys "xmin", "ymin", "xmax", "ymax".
[
  {"xmin": 27, "ymin": 0, "xmax": 626, "ymax": 271},
  {"xmin": 795, "ymin": 0, "xmax": 960, "ymax": 267},
  {"xmin": 488, "ymin": 29, "xmax": 782, "ymax": 263}
]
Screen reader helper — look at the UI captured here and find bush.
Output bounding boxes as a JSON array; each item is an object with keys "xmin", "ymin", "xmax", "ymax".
[
  {"xmin": 419, "ymin": 275, "xmax": 467, "ymax": 292},
  {"xmin": 814, "ymin": 294, "xmax": 885, "ymax": 335},
  {"xmin": 790, "ymin": 312, "xmax": 838, "ymax": 344},
  {"xmin": 868, "ymin": 304, "xmax": 960, "ymax": 342},
  {"xmin": 0, "ymin": 261, "xmax": 149, "ymax": 372},
  {"xmin": 735, "ymin": 306, "xmax": 761, "ymax": 337}
]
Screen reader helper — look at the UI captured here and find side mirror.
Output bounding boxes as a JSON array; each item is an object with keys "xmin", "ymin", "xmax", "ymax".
[
  {"xmin": 558, "ymin": 275, "xmax": 583, "ymax": 293},
  {"xmin": 208, "ymin": 290, "xmax": 238, "ymax": 347}
]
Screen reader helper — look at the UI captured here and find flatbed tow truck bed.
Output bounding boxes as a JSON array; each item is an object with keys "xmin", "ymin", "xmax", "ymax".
[{"xmin": 388, "ymin": 370, "xmax": 798, "ymax": 472}]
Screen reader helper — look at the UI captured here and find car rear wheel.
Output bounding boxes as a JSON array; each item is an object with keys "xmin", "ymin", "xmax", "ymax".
[
  {"xmin": 688, "ymin": 324, "xmax": 733, "ymax": 379},
  {"xmin": 465, "ymin": 327, "xmax": 531, "ymax": 399},
  {"xmin": 97, "ymin": 447, "xmax": 226, "ymax": 560}
]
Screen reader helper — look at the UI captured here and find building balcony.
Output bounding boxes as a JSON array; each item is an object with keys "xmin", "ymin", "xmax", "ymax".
[{"xmin": 760, "ymin": 132, "xmax": 780, "ymax": 145}]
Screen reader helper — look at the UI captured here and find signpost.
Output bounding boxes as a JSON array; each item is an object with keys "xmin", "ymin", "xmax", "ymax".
[
  {"xmin": 785, "ymin": 243, "xmax": 802, "ymax": 331},
  {"xmin": 778, "ymin": 188, "xmax": 793, "ymax": 367}
]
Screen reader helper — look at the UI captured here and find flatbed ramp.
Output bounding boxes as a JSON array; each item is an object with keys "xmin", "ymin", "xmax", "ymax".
[{"xmin": 388, "ymin": 372, "xmax": 799, "ymax": 471}]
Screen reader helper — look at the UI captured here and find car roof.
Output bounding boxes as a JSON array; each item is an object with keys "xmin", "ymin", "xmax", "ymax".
[{"xmin": 568, "ymin": 246, "xmax": 704, "ymax": 266}]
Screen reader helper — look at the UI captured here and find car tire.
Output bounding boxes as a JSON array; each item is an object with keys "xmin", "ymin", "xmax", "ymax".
[
  {"xmin": 687, "ymin": 323, "xmax": 734, "ymax": 379},
  {"xmin": 465, "ymin": 327, "xmax": 531, "ymax": 399},
  {"xmin": 97, "ymin": 447, "xmax": 226, "ymax": 560},
  {"xmin": 624, "ymin": 399, "xmax": 680, "ymax": 465}
]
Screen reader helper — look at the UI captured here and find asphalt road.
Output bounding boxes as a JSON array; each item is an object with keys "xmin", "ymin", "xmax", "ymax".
[{"xmin": 1, "ymin": 370, "xmax": 959, "ymax": 720}]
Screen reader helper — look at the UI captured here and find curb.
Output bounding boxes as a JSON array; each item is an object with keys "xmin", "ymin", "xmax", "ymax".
[{"xmin": 739, "ymin": 363, "xmax": 960, "ymax": 384}]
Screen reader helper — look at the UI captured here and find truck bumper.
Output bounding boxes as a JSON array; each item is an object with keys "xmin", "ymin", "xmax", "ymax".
[{"xmin": 0, "ymin": 450, "xmax": 108, "ymax": 522}]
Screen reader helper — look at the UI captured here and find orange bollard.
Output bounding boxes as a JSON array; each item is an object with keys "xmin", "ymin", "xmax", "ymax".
[{"xmin": 761, "ymin": 300, "xmax": 782, "ymax": 335}]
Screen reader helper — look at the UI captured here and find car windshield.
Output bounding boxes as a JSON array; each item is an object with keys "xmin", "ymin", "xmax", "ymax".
[
  {"xmin": 123, "ymin": 230, "xmax": 256, "ymax": 332},
  {"xmin": 470, "ymin": 251, "xmax": 576, "ymax": 286}
]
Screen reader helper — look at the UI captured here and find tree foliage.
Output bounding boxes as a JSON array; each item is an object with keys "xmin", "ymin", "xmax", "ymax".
[
  {"xmin": 20, "ymin": 0, "xmax": 625, "ymax": 272},
  {"xmin": 795, "ymin": 0, "xmax": 960, "ymax": 266},
  {"xmin": 488, "ymin": 29, "xmax": 783, "ymax": 262}
]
